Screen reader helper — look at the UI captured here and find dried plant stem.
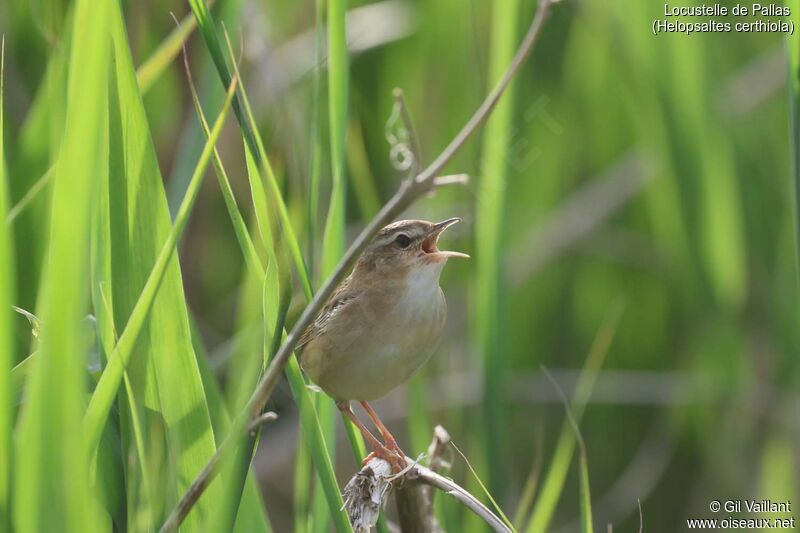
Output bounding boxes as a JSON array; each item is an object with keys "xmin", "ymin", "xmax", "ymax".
[
  {"xmin": 392, "ymin": 426, "xmax": 451, "ymax": 533},
  {"xmin": 414, "ymin": 463, "xmax": 512, "ymax": 533},
  {"xmin": 394, "ymin": 477, "xmax": 440, "ymax": 533},
  {"xmin": 159, "ymin": 1, "xmax": 559, "ymax": 530},
  {"xmin": 344, "ymin": 427, "xmax": 510, "ymax": 533}
]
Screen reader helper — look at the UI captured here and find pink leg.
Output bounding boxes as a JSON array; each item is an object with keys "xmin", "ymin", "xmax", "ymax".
[
  {"xmin": 360, "ymin": 401, "xmax": 406, "ymax": 460},
  {"xmin": 337, "ymin": 401, "xmax": 405, "ymax": 471}
]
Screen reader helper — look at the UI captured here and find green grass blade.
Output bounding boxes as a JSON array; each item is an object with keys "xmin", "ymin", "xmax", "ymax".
[
  {"xmin": 239, "ymin": 147, "xmax": 354, "ymax": 531},
  {"xmin": 346, "ymin": 119, "xmax": 381, "ymax": 220},
  {"xmin": 525, "ymin": 304, "xmax": 623, "ymax": 533},
  {"xmin": 188, "ymin": 32, "xmax": 353, "ymax": 530},
  {"xmin": 6, "ymin": 17, "xmax": 69, "ymax": 321},
  {"xmin": 164, "ymin": 0, "xmax": 247, "ymax": 217},
  {"xmin": 540, "ymin": 368, "xmax": 594, "ymax": 533},
  {"xmin": 191, "ymin": 8, "xmax": 359, "ymax": 529},
  {"xmin": 136, "ymin": 10, "xmax": 198, "ymax": 94},
  {"xmin": 220, "ymin": 30, "xmax": 313, "ymax": 300},
  {"xmin": 287, "ymin": 358, "xmax": 354, "ymax": 533},
  {"xmin": 95, "ymin": 285, "xmax": 153, "ymax": 510},
  {"xmin": 451, "ymin": 441, "xmax": 516, "ymax": 532},
  {"xmin": 12, "ymin": 0, "xmax": 110, "ymax": 530},
  {"xmin": 787, "ymin": 0, "xmax": 800, "ymax": 269},
  {"xmin": 321, "ymin": 0, "xmax": 348, "ymax": 279},
  {"xmin": 473, "ymin": 0, "xmax": 520, "ymax": 498},
  {"xmin": 293, "ymin": 433, "xmax": 312, "ymax": 533},
  {"xmin": 192, "ymin": 320, "xmax": 273, "ymax": 532},
  {"xmin": 526, "ymin": 424, "xmax": 574, "ymax": 532},
  {"xmin": 342, "ymin": 416, "xmax": 368, "ymax": 465},
  {"xmin": 577, "ymin": 450, "xmax": 594, "ymax": 533},
  {"xmin": 84, "ymin": 4, "xmax": 241, "ymax": 527},
  {"xmin": 10, "ymin": 353, "xmax": 35, "ymax": 405},
  {"xmin": 190, "ymin": 73, "xmax": 352, "ymax": 533},
  {"xmin": 323, "ymin": 0, "xmax": 362, "ymax": 454},
  {"xmin": 83, "ymin": 58, "xmax": 237, "ymax": 461},
  {"xmin": 7, "ymin": 16, "xmax": 211, "ymax": 226},
  {"xmin": 244, "ymin": 138, "xmax": 277, "ymax": 254},
  {"xmin": 238, "ymin": 155, "xmax": 353, "ymax": 531},
  {"xmin": 666, "ymin": 26, "xmax": 746, "ymax": 308},
  {"xmin": 313, "ymin": 3, "xmax": 371, "ymax": 530},
  {"xmin": 86, "ymin": 71, "xmax": 143, "ymax": 527},
  {"xmin": 187, "ymin": 0, "xmax": 260, "ymax": 176},
  {"xmin": 307, "ymin": 0, "xmax": 326, "ymax": 274},
  {"xmin": 6, "ymin": 165, "xmax": 52, "ymax": 224},
  {"xmin": 209, "ymin": 258, "xmax": 283, "ymax": 533},
  {"xmin": 303, "ymin": 1, "xmax": 328, "ymax": 526},
  {"xmin": 0, "ymin": 37, "xmax": 13, "ymax": 530},
  {"xmin": 222, "ymin": 30, "xmax": 363, "ymax": 529},
  {"xmin": 512, "ymin": 430, "xmax": 543, "ymax": 530},
  {"xmin": 182, "ymin": 46, "xmax": 262, "ymax": 278}
]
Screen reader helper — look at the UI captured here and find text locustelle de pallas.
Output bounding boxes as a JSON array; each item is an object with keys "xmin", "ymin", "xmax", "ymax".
[{"xmin": 663, "ymin": 3, "xmax": 790, "ymax": 17}]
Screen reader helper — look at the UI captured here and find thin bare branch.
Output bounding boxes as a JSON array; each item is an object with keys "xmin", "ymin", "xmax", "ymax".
[
  {"xmin": 432, "ymin": 173, "xmax": 470, "ymax": 187},
  {"xmin": 160, "ymin": 1, "xmax": 560, "ymax": 529},
  {"xmin": 414, "ymin": 462, "xmax": 512, "ymax": 532},
  {"xmin": 637, "ymin": 498, "xmax": 644, "ymax": 533},
  {"xmin": 247, "ymin": 412, "xmax": 278, "ymax": 434}
]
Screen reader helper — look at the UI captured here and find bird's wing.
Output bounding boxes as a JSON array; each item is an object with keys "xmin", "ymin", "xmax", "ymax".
[{"xmin": 297, "ymin": 279, "xmax": 360, "ymax": 350}]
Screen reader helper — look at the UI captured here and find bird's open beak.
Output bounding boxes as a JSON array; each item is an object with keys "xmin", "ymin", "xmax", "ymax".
[{"xmin": 422, "ymin": 217, "xmax": 469, "ymax": 259}]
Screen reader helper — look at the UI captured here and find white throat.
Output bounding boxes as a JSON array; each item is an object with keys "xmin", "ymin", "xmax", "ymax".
[{"xmin": 399, "ymin": 261, "xmax": 445, "ymax": 311}]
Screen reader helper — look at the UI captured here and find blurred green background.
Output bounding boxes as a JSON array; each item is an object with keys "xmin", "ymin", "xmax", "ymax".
[{"xmin": 2, "ymin": 0, "xmax": 799, "ymax": 531}]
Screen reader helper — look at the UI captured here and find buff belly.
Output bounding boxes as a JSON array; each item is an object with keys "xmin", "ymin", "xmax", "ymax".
[
  {"xmin": 302, "ymin": 273, "xmax": 447, "ymax": 401},
  {"xmin": 309, "ymin": 332, "xmax": 438, "ymax": 401}
]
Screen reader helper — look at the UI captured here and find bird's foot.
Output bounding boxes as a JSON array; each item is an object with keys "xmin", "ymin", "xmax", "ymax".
[
  {"xmin": 362, "ymin": 445, "xmax": 407, "ymax": 473},
  {"xmin": 384, "ymin": 436, "xmax": 405, "ymax": 458}
]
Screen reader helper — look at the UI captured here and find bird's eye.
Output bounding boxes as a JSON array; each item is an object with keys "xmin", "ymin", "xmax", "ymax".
[{"xmin": 395, "ymin": 234, "xmax": 411, "ymax": 248}]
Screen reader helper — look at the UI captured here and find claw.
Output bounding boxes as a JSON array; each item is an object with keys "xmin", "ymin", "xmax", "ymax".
[
  {"xmin": 362, "ymin": 451, "xmax": 378, "ymax": 466},
  {"xmin": 338, "ymin": 401, "xmax": 409, "ymax": 473},
  {"xmin": 362, "ymin": 445, "xmax": 407, "ymax": 473}
]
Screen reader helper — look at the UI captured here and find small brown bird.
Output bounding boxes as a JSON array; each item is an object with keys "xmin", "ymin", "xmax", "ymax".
[{"xmin": 299, "ymin": 218, "xmax": 467, "ymax": 470}]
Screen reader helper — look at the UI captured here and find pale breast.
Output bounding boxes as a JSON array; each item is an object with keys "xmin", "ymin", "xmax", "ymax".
[{"xmin": 302, "ymin": 264, "xmax": 447, "ymax": 401}]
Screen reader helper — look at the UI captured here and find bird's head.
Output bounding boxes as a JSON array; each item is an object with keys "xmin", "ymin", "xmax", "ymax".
[{"xmin": 356, "ymin": 218, "xmax": 469, "ymax": 276}]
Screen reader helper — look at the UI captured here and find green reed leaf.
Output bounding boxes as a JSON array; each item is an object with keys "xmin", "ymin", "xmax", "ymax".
[{"xmin": 13, "ymin": 1, "xmax": 110, "ymax": 530}]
